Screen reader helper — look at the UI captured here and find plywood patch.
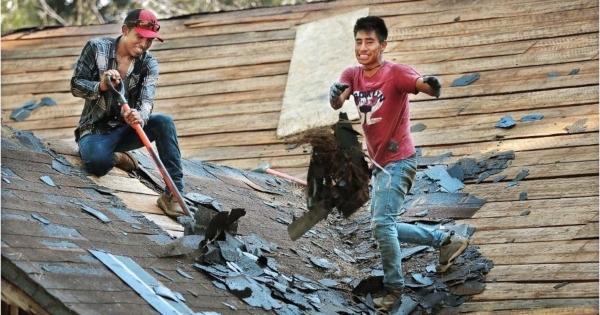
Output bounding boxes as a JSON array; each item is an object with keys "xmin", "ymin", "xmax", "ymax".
[{"xmin": 276, "ymin": 9, "xmax": 367, "ymax": 138}]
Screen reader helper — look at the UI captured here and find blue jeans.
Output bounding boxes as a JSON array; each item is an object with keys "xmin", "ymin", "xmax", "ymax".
[
  {"xmin": 371, "ymin": 156, "xmax": 447, "ymax": 289},
  {"xmin": 78, "ymin": 113, "xmax": 184, "ymax": 192}
]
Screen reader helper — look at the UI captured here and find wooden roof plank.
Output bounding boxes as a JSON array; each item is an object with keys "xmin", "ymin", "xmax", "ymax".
[
  {"xmin": 412, "ymin": 85, "xmax": 598, "ymax": 120},
  {"xmin": 387, "ymin": 33, "xmax": 597, "ymax": 66},
  {"xmin": 388, "ymin": 20, "xmax": 597, "ymax": 51},
  {"xmin": 413, "ymin": 103, "xmax": 597, "ymax": 130},
  {"xmin": 466, "ymin": 306, "xmax": 600, "ymax": 315},
  {"xmin": 486, "ymin": 263, "xmax": 599, "ymax": 282},
  {"xmin": 2, "ymin": 60, "xmax": 291, "ymax": 90},
  {"xmin": 411, "ymin": 48, "xmax": 598, "ymax": 79},
  {"xmin": 471, "ymin": 282, "xmax": 599, "ymax": 300},
  {"xmin": 463, "ymin": 176, "xmax": 598, "ymax": 202},
  {"xmin": 114, "ymin": 191, "xmax": 166, "ymax": 216},
  {"xmin": 477, "ymin": 239, "xmax": 598, "ymax": 264},
  {"xmin": 471, "ymin": 223, "xmax": 598, "ymax": 244},
  {"xmin": 460, "ymin": 298, "xmax": 599, "ymax": 313},
  {"xmin": 388, "ymin": 6, "xmax": 598, "ymax": 41},
  {"xmin": 382, "ymin": 0, "xmax": 597, "ymax": 28},
  {"xmin": 469, "ymin": 196, "xmax": 598, "ymax": 219},
  {"xmin": 413, "ymin": 115, "xmax": 598, "ymax": 147},
  {"xmin": 419, "ymin": 133, "xmax": 598, "ymax": 157},
  {"xmin": 475, "ymin": 160, "xmax": 598, "ymax": 183}
]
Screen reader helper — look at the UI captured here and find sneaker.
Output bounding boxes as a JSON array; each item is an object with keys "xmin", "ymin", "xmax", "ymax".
[
  {"xmin": 373, "ymin": 287, "xmax": 404, "ymax": 311},
  {"xmin": 114, "ymin": 152, "xmax": 138, "ymax": 172},
  {"xmin": 438, "ymin": 234, "xmax": 469, "ymax": 273},
  {"xmin": 157, "ymin": 193, "xmax": 185, "ymax": 219}
]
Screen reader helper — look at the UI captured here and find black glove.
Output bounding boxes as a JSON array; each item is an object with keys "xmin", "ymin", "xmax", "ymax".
[
  {"xmin": 423, "ymin": 76, "xmax": 441, "ymax": 98},
  {"xmin": 329, "ymin": 82, "xmax": 349, "ymax": 103}
]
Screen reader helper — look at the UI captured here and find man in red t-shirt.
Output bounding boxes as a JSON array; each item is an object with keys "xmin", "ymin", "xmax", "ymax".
[{"xmin": 329, "ymin": 16, "xmax": 469, "ymax": 310}]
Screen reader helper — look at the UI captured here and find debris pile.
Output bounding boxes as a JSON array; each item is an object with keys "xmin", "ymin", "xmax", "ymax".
[
  {"xmin": 445, "ymin": 150, "xmax": 515, "ymax": 184},
  {"xmin": 323, "ymin": 188, "xmax": 492, "ymax": 313},
  {"xmin": 293, "ymin": 150, "xmax": 512, "ymax": 313},
  {"xmin": 188, "ymin": 209, "xmax": 374, "ymax": 314}
]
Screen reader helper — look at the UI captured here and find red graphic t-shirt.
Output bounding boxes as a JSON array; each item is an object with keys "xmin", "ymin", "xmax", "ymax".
[{"xmin": 340, "ymin": 61, "xmax": 421, "ymax": 167}]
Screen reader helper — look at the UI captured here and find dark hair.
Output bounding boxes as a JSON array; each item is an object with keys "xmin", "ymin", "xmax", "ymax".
[{"xmin": 354, "ymin": 16, "xmax": 388, "ymax": 42}]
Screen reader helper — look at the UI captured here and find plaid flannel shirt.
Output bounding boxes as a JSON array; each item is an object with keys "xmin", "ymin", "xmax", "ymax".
[{"xmin": 71, "ymin": 36, "xmax": 158, "ymax": 141}]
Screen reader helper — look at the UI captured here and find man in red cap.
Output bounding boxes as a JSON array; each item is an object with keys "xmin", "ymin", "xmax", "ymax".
[{"xmin": 71, "ymin": 9, "xmax": 185, "ymax": 219}]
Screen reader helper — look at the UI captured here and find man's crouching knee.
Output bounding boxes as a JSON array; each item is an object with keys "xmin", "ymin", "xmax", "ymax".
[{"xmin": 82, "ymin": 155, "xmax": 113, "ymax": 177}]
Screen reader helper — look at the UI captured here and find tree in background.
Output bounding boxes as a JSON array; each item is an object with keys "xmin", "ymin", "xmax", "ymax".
[{"xmin": 1, "ymin": 0, "xmax": 312, "ymax": 34}]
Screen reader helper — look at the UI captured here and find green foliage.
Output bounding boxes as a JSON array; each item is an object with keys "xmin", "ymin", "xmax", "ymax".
[
  {"xmin": 1, "ymin": 0, "xmax": 311, "ymax": 35},
  {"xmin": 2, "ymin": 0, "xmax": 43, "ymax": 33}
]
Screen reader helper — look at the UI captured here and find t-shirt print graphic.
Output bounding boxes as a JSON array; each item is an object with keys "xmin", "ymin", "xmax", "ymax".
[{"xmin": 354, "ymin": 89, "xmax": 385, "ymax": 126}]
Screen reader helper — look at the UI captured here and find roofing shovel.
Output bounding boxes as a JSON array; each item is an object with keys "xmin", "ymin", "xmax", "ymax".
[{"xmin": 106, "ymin": 77, "xmax": 191, "ymax": 217}]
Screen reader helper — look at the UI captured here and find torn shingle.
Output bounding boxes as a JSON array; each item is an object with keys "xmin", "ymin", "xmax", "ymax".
[
  {"xmin": 412, "ymin": 273, "xmax": 434, "ymax": 286},
  {"xmin": 508, "ymin": 168, "xmax": 529, "ymax": 187},
  {"xmin": 519, "ymin": 192, "xmax": 528, "ymax": 201},
  {"xmin": 424, "ymin": 165, "xmax": 465, "ymax": 193},
  {"xmin": 410, "ymin": 123, "xmax": 427, "ymax": 133},
  {"xmin": 309, "ymin": 256, "xmax": 335, "ymax": 270},
  {"xmin": 225, "ymin": 275, "xmax": 282, "ymax": 310},
  {"xmin": 451, "ymin": 73, "xmax": 480, "ymax": 87},
  {"xmin": 150, "ymin": 267, "xmax": 175, "ymax": 282},
  {"xmin": 449, "ymin": 281, "xmax": 486, "ymax": 295},
  {"xmin": 31, "ymin": 213, "xmax": 50, "ymax": 225},
  {"xmin": 72, "ymin": 201, "xmax": 111, "ymax": 223},
  {"xmin": 495, "ymin": 115, "xmax": 516, "ymax": 129},
  {"xmin": 547, "ymin": 71, "xmax": 560, "ymax": 78},
  {"xmin": 520, "ymin": 114, "xmax": 544, "ymax": 122},
  {"xmin": 390, "ymin": 295, "xmax": 418, "ymax": 315},
  {"xmin": 176, "ymin": 268, "xmax": 194, "ymax": 280},
  {"xmin": 39, "ymin": 175, "xmax": 56, "ymax": 187},
  {"xmin": 333, "ymin": 248, "xmax": 357, "ymax": 263}
]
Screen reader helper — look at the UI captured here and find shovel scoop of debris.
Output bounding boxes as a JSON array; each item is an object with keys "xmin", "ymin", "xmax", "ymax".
[{"xmin": 292, "ymin": 112, "xmax": 371, "ymax": 218}]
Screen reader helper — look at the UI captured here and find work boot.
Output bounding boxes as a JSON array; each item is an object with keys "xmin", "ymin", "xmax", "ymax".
[
  {"xmin": 157, "ymin": 193, "xmax": 185, "ymax": 219},
  {"xmin": 438, "ymin": 234, "xmax": 469, "ymax": 273},
  {"xmin": 113, "ymin": 152, "xmax": 138, "ymax": 172},
  {"xmin": 373, "ymin": 287, "xmax": 404, "ymax": 312}
]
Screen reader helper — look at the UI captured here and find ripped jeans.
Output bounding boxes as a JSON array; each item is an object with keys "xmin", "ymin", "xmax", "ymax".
[{"xmin": 370, "ymin": 155, "xmax": 447, "ymax": 289}]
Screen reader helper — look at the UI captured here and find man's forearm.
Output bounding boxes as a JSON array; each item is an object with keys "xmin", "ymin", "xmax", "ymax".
[
  {"xmin": 71, "ymin": 77, "xmax": 101, "ymax": 100},
  {"xmin": 330, "ymin": 97, "xmax": 344, "ymax": 110},
  {"xmin": 329, "ymin": 82, "xmax": 350, "ymax": 110},
  {"xmin": 416, "ymin": 76, "xmax": 441, "ymax": 98}
]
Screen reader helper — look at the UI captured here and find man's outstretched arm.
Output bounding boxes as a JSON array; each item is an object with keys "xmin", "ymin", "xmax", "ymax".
[
  {"xmin": 416, "ymin": 76, "xmax": 441, "ymax": 98},
  {"xmin": 329, "ymin": 82, "xmax": 352, "ymax": 109}
]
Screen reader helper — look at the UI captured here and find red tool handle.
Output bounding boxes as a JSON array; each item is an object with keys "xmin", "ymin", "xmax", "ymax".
[
  {"xmin": 122, "ymin": 103, "xmax": 191, "ymax": 217},
  {"xmin": 265, "ymin": 168, "xmax": 307, "ymax": 186},
  {"xmin": 106, "ymin": 77, "xmax": 190, "ymax": 218}
]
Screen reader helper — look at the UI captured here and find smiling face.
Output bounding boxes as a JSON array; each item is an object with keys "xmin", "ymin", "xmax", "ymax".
[
  {"xmin": 121, "ymin": 25, "xmax": 154, "ymax": 58},
  {"xmin": 354, "ymin": 30, "xmax": 387, "ymax": 68}
]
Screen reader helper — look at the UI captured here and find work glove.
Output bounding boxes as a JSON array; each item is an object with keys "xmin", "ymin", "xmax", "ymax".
[
  {"xmin": 329, "ymin": 82, "xmax": 349, "ymax": 103},
  {"xmin": 423, "ymin": 76, "xmax": 441, "ymax": 98}
]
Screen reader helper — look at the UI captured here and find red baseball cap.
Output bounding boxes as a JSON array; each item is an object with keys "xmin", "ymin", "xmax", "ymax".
[{"xmin": 124, "ymin": 9, "xmax": 163, "ymax": 42}]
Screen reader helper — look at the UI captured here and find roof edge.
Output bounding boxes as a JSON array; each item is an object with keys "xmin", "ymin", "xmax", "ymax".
[{"xmin": 1, "ymin": 256, "xmax": 77, "ymax": 315}]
